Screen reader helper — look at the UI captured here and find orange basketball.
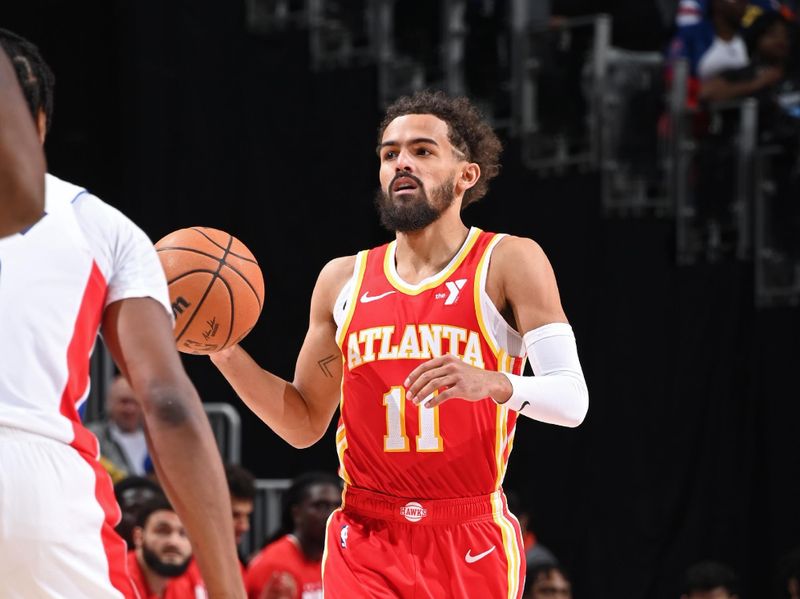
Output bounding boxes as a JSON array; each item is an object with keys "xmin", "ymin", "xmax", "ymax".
[{"xmin": 155, "ymin": 227, "xmax": 264, "ymax": 355}]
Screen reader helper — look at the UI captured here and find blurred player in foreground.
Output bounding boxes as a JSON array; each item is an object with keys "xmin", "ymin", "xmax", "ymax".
[
  {"xmin": 0, "ymin": 30, "xmax": 244, "ymax": 598},
  {"xmin": 0, "ymin": 42, "xmax": 43, "ymax": 235},
  {"xmin": 211, "ymin": 90, "xmax": 588, "ymax": 598}
]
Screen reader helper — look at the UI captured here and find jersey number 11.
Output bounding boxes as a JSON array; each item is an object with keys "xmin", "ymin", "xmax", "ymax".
[{"xmin": 383, "ymin": 387, "xmax": 443, "ymax": 452}]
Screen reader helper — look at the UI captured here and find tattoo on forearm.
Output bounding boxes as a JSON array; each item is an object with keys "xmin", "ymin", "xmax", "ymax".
[{"xmin": 317, "ymin": 355, "xmax": 337, "ymax": 377}]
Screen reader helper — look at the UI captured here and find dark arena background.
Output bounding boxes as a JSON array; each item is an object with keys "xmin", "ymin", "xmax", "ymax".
[{"xmin": 3, "ymin": 1, "xmax": 800, "ymax": 597}]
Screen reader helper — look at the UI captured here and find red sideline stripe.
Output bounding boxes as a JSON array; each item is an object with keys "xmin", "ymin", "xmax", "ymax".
[{"xmin": 58, "ymin": 261, "xmax": 136, "ymax": 598}]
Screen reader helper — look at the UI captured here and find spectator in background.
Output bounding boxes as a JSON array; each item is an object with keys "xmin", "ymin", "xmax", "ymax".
[
  {"xmin": 87, "ymin": 374, "xmax": 149, "ymax": 482},
  {"xmin": 667, "ymin": 0, "xmax": 750, "ymax": 106},
  {"xmin": 114, "ymin": 475, "xmax": 165, "ymax": 548},
  {"xmin": 174, "ymin": 464, "xmax": 257, "ymax": 589},
  {"xmin": 227, "ymin": 463, "xmax": 257, "ymax": 559},
  {"xmin": 246, "ymin": 472, "xmax": 341, "ymax": 599},
  {"xmin": 700, "ymin": 9, "xmax": 794, "ymax": 102},
  {"xmin": 703, "ymin": 10, "xmax": 800, "ymax": 268},
  {"xmin": 681, "ymin": 560, "xmax": 740, "ymax": 599},
  {"xmin": 523, "ymin": 563, "xmax": 573, "ymax": 599},
  {"xmin": 505, "ymin": 488, "xmax": 559, "ymax": 568},
  {"xmin": 128, "ymin": 495, "xmax": 205, "ymax": 599},
  {"xmin": 774, "ymin": 546, "xmax": 800, "ymax": 598}
]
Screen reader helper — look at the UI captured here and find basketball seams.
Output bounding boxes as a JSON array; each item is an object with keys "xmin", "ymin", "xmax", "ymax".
[
  {"xmin": 190, "ymin": 227, "xmax": 259, "ymax": 264},
  {"xmin": 174, "ymin": 233, "xmax": 234, "ymax": 344},
  {"xmin": 214, "ymin": 275, "xmax": 236, "ymax": 350},
  {"xmin": 164, "ymin": 269, "xmax": 219, "ymax": 286},
  {"xmin": 157, "ymin": 247, "xmax": 261, "ymax": 302},
  {"xmin": 156, "ymin": 246, "xmax": 226, "ymax": 262},
  {"xmin": 221, "ymin": 264, "xmax": 263, "ymax": 310}
]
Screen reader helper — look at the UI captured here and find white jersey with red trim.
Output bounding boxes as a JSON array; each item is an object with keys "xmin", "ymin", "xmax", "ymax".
[{"xmin": 0, "ymin": 173, "xmax": 171, "ymax": 455}]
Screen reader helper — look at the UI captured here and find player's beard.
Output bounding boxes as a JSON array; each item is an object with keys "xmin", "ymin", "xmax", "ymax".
[
  {"xmin": 142, "ymin": 543, "xmax": 192, "ymax": 578},
  {"xmin": 375, "ymin": 173, "xmax": 456, "ymax": 233}
]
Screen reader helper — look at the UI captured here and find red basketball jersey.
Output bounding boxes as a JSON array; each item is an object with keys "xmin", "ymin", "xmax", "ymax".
[{"xmin": 334, "ymin": 228, "xmax": 526, "ymax": 500}]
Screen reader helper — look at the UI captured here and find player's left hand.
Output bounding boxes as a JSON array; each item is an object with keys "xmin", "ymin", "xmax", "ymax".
[{"xmin": 404, "ymin": 354, "xmax": 513, "ymax": 408}]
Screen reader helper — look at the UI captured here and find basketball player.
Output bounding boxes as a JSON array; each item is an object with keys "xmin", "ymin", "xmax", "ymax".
[
  {"xmin": 211, "ymin": 90, "xmax": 589, "ymax": 598},
  {"xmin": 0, "ymin": 45, "xmax": 44, "ymax": 236},
  {"xmin": 0, "ymin": 29, "xmax": 244, "ymax": 598}
]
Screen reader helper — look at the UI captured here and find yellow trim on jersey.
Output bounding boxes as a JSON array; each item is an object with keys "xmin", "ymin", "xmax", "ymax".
[
  {"xmin": 473, "ymin": 232, "xmax": 506, "ymax": 359},
  {"xmin": 335, "ymin": 250, "xmax": 369, "ymax": 349},
  {"xmin": 491, "ymin": 493, "xmax": 521, "ymax": 599},
  {"xmin": 336, "ymin": 422, "xmax": 352, "ymax": 485},
  {"xmin": 494, "ymin": 403, "xmax": 509, "ymax": 489},
  {"xmin": 334, "ymin": 252, "xmax": 367, "ymax": 486},
  {"xmin": 383, "ymin": 227, "xmax": 483, "ymax": 295}
]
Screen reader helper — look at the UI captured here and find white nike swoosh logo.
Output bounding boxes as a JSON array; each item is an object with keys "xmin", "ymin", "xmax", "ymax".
[
  {"xmin": 464, "ymin": 546, "xmax": 496, "ymax": 564},
  {"xmin": 360, "ymin": 290, "xmax": 396, "ymax": 303}
]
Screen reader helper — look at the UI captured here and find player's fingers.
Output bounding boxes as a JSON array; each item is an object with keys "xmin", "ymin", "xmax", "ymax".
[
  {"xmin": 425, "ymin": 387, "xmax": 459, "ymax": 408},
  {"xmin": 404, "ymin": 356, "xmax": 448, "ymax": 390},
  {"xmin": 412, "ymin": 375, "xmax": 456, "ymax": 405},
  {"xmin": 406, "ymin": 366, "xmax": 448, "ymax": 401}
]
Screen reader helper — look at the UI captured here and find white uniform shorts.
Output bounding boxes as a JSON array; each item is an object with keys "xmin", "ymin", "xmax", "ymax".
[{"xmin": 0, "ymin": 426, "xmax": 135, "ymax": 598}]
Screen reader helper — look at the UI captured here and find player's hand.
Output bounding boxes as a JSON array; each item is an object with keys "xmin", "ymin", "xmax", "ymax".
[{"xmin": 404, "ymin": 354, "xmax": 513, "ymax": 408}]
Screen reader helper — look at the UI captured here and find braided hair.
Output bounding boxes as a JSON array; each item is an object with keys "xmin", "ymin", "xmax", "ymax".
[{"xmin": 0, "ymin": 28, "xmax": 55, "ymax": 132}]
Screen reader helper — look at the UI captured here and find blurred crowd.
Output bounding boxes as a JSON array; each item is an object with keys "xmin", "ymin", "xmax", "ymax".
[{"xmin": 666, "ymin": 0, "xmax": 800, "ymax": 266}]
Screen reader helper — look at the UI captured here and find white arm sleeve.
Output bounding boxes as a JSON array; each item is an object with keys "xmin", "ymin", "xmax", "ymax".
[{"xmin": 498, "ymin": 323, "xmax": 589, "ymax": 428}]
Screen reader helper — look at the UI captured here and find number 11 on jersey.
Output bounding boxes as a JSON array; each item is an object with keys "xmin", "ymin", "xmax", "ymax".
[{"xmin": 383, "ymin": 387, "xmax": 443, "ymax": 452}]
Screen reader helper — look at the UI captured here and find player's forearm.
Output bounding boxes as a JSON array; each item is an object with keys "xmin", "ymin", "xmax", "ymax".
[
  {"xmin": 141, "ymin": 385, "xmax": 245, "ymax": 598},
  {"xmin": 210, "ymin": 345, "xmax": 326, "ymax": 448},
  {"xmin": 0, "ymin": 48, "xmax": 45, "ymax": 237}
]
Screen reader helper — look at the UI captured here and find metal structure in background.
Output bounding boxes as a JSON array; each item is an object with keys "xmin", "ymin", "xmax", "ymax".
[
  {"xmin": 668, "ymin": 58, "xmax": 694, "ymax": 265},
  {"xmin": 754, "ymin": 147, "xmax": 800, "ymax": 307},
  {"xmin": 372, "ymin": 0, "xmax": 425, "ymax": 107},
  {"xmin": 233, "ymin": 3, "xmax": 800, "ymax": 302},
  {"xmin": 243, "ymin": 0, "xmax": 307, "ymax": 31},
  {"xmin": 599, "ymin": 49, "xmax": 668, "ymax": 216},
  {"xmin": 204, "ymin": 402, "xmax": 242, "ymax": 465},
  {"xmin": 85, "ymin": 343, "xmax": 243, "ymax": 464},
  {"xmin": 671, "ymin": 93, "xmax": 759, "ymax": 265},
  {"xmin": 241, "ymin": 478, "xmax": 292, "ymax": 558},
  {"xmin": 514, "ymin": 14, "xmax": 611, "ymax": 173},
  {"xmin": 84, "ymin": 339, "xmax": 115, "ymax": 424}
]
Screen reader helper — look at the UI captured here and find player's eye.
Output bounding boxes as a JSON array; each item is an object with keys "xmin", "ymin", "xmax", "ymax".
[
  {"xmin": 383, "ymin": 150, "xmax": 397, "ymax": 160},
  {"xmin": 416, "ymin": 148, "xmax": 431, "ymax": 156}
]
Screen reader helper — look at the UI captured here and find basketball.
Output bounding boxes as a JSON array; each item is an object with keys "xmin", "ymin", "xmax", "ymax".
[{"xmin": 155, "ymin": 227, "xmax": 265, "ymax": 355}]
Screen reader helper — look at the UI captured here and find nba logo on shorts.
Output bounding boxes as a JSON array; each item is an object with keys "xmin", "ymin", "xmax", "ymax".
[
  {"xmin": 340, "ymin": 524, "xmax": 349, "ymax": 548},
  {"xmin": 400, "ymin": 501, "xmax": 427, "ymax": 522}
]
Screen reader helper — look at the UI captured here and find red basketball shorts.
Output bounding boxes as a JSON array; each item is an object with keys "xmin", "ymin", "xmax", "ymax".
[{"xmin": 321, "ymin": 486, "xmax": 525, "ymax": 599}]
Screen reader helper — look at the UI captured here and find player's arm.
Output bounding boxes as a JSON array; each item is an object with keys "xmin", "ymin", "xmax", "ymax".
[
  {"xmin": 210, "ymin": 256, "xmax": 352, "ymax": 448},
  {"xmin": 102, "ymin": 297, "xmax": 245, "ymax": 599},
  {"xmin": 406, "ymin": 236, "xmax": 588, "ymax": 427},
  {"xmin": 0, "ymin": 47, "xmax": 45, "ymax": 237}
]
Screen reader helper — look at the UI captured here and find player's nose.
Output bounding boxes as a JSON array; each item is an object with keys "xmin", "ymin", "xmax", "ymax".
[{"xmin": 395, "ymin": 149, "xmax": 414, "ymax": 172}]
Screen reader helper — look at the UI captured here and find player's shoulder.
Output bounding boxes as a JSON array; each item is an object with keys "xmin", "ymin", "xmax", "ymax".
[
  {"xmin": 317, "ymin": 255, "xmax": 358, "ymax": 293},
  {"xmin": 488, "ymin": 234, "xmax": 554, "ymax": 282},
  {"xmin": 47, "ymin": 173, "xmax": 138, "ymax": 232},
  {"xmin": 492, "ymin": 234, "xmax": 548, "ymax": 263},
  {"xmin": 45, "ymin": 172, "xmax": 88, "ymax": 208}
]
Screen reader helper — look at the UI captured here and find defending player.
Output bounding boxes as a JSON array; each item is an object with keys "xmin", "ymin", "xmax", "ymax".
[
  {"xmin": 0, "ymin": 44, "xmax": 44, "ymax": 236},
  {"xmin": 0, "ymin": 30, "xmax": 244, "ymax": 598},
  {"xmin": 211, "ymin": 91, "xmax": 589, "ymax": 598}
]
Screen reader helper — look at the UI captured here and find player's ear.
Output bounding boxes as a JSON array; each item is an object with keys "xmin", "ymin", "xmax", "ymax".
[
  {"xmin": 36, "ymin": 109, "xmax": 47, "ymax": 144},
  {"xmin": 457, "ymin": 163, "xmax": 480, "ymax": 194}
]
